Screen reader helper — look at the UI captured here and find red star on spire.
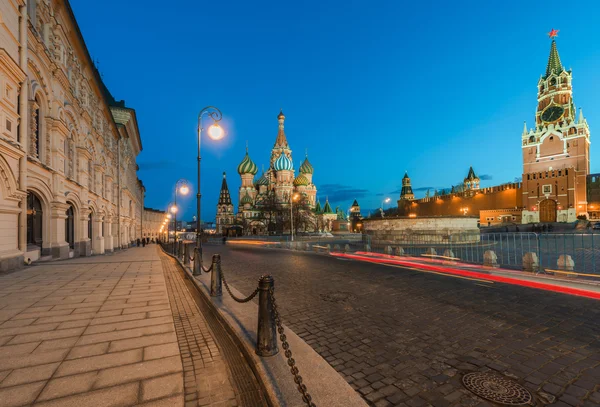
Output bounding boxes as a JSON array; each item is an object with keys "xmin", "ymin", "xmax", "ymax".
[{"xmin": 548, "ymin": 28, "xmax": 559, "ymax": 39}]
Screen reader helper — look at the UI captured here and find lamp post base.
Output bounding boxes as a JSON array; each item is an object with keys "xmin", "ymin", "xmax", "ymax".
[{"xmin": 193, "ymin": 246, "xmax": 202, "ymax": 276}]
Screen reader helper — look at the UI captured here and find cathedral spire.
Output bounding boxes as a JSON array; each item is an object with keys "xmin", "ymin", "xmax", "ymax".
[
  {"xmin": 578, "ymin": 108, "xmax": 584, "ymax": 124},
  {"xmin": 275, "ymin": 109, "xmax": 288, "ymax": 147},
  {"xmin": 545, "ymin": 39, "xmax": 563, "ymax": 79},
  {"xmin": 522, "ymin": 121, "xmax": 527, "ymax": 136},
  {"xmin": 218, "ymin": 172, "xmax": 232, "ymax": 205}
]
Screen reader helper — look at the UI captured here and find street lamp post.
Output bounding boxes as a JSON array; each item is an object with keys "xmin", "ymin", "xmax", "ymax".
[
  {"xmin": 194, "ymin": 106, "xmax": 223, "ymax": 275},
  {"xmin": 172, "ymin": 179, "xmax": 190, "ymax": 254},
  {"xmin": 290, "ymin": 193, "xmax": 299, "ymax": 242}
]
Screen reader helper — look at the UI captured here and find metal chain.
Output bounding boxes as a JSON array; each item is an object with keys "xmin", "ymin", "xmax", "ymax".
[
  {"xmin": 220, "ymin": 267, "xmax": 260, "ymax": 303},
  {"xmin": 269, "ymin": 287, "xmax": 316, "ymax": 407},
  {"xmin": 202, "ymin": 264, "xmax": 213, "ymax": 273}
]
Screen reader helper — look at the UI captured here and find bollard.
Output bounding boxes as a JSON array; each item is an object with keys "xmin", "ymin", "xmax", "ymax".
[
  {"xmin": 395, "ymin": 247, "xmax": 404, "ymax": 256},
  {"xmin": 178, "ymin": 241, "xmax": 183, "ymax": 259},
  {"xmin": 483, "ymin": 250, "xmax": 499, "ymax": 268},
  {"xmin": 344, "ymin": 244, "xmax": 351, "ymax": 253},
  {"xmin": 443, "ymin": 249, "xmax": 455, "ymax": 259},
  {"xmin": 193, "ymin": 246, "xmax": 202, "ymax": 276},
  {"xmin": 256, "ymin": 276, "xmax": 279, "ymax": 357},
  {"xmin": 425, "ymin": 248, "xmax": 437, "ymax": 256},
  {"xmin": 305, "ymin": 243, "xmax": 311, "ymax": 251},
  {"xmin": 210, "ymin": 254, "xmax": 222, "ymax": 297},
  {"xmin": 333, "ymin": 244, "xmax": 341, "ymax": 252},
  {"xmin": 184, "ymin": 244, "xmax": 191, "ymax": 266},
  {"xmin": 557, "ymin": 254, "xmax": 574, "ymax": 271},
  {"xmin": 384, "ymin": 246, "xmax": 393, "ymax": 255},
  {"xmin": 522, "ymin": 252, "xmax": 539, "ymax": 272},
  {"xmin": 364, "ymin": 243, "xmax": 371, "ymax": 252},
  {"xmin": 326, "ymin": 244, "xmax": 331, "ymax": 252}
]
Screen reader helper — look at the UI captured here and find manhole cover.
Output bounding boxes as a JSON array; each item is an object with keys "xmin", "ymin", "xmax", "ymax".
[
  {"xmin": 462, "ymin": 372, "xmax": 533, "ymax": 406},
  {"xmin": 320, "ymin": 292, "xmax": 355, "ymax": 303}
]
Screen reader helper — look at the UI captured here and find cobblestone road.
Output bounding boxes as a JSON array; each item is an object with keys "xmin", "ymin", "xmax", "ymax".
[{"xmin": 207, "ymin": 244, "xmax": 600, "ymax": 407}]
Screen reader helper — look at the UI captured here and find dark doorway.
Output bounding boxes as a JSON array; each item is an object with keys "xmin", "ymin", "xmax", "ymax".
[
  {"xmin": 88, "ymin": 212, "xmax": 93, "ymax": 240},
  {"xmin": 539, "ymin": 199, "xmax": 557, "ymax": 223},
  {"xmin": 27, "ymin": 192, "xmax": 43, "ymax": 247},
  {"xmin": 65, "ymin": 205, "xmax": 75, "ymax": 249}
]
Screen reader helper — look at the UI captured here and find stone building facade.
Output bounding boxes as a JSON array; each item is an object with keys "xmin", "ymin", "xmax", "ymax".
[
  {"xmin": 0, "ymin": 0, "xmax": 145, "ymax": 270},
  {"xmin": 142, "ymin": 207, "xmax": 166, "ymax": 241}
]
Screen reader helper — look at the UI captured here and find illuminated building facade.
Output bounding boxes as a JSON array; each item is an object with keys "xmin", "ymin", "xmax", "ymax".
[{"xmin": 0, "ymin": 0, "xmax": 145, "ymax": 270}]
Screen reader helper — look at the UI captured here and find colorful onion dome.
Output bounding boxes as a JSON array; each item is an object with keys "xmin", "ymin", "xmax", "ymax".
[
  {"xmin": 241, "ymin": 191, "xmax": 253, "ymax": 205},
  {"xmin": 299, "ymin": 157, "xmax": 313, "ymax": 174},
  {"xmin": 274, "ymin": 153, "xmax": 293, "ymax": 171},
  {"xmin": 237, "ymin": 152, "xmax": 258, "ymax": 175},
  {"xmin": 255, "ymin": 172, "xmax": 270, "ymax": 187},
  {"xmin": 293, "ymin": 174, "xmax": 309, "ymax": 186}
]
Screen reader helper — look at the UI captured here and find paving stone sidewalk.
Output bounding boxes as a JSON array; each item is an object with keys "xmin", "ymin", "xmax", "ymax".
[{"xmin": 0, "ymin": 245, "xmax": 250, "ymax": 407}]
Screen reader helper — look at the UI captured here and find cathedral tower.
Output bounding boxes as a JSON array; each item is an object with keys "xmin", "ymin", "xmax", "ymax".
[
  {"xmin": 237, "ymin": 147, "xmax": 258, "ymax": 208},
  {"xmin": 216, "ymin": 172, "xmax": 235, "ymax": 235},
  {"xmin": 521, "ymin": 30, "xmax": 590, "ymax": 223}
]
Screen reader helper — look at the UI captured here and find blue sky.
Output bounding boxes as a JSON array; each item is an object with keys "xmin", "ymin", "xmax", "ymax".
[{"xmin": 70, "ymin": 0, "xmax": 600, "ymax": 220}]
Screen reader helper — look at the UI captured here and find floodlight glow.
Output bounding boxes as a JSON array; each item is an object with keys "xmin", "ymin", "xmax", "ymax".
[{"xmin": 208, "ymin": 123, "xmax": 224, "ymax": 140}]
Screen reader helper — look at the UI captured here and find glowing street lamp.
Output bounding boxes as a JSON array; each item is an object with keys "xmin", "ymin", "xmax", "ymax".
[
  {"xmin": 172, "ymin": 179, "xmax": 190, "ymax": 254},
  {"xmin": 194, "ymin": 106, "xmax": 223, "ymax": 275}
]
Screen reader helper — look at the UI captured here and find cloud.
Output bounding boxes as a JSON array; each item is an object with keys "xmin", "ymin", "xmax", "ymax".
[
  {"xmin": 319, "ymin": 184, "xmax": 369, "ymax": 202},
  {"xmin": 375, "ymin": 193, "xmax": 384, "ymax": 196},
  {"xmin": 480, "ymin": 174, "xmax": 493, "ymax": 180},
  {"xmin": 413, "ymin": 186, "xmax": 435, "ymax": 191}
]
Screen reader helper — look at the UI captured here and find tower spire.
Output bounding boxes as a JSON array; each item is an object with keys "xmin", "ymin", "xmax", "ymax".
[
  {"xmin": 522, "ymin": 121, "xmax": 527, "ymax": 136},
  {"xmin": 218, "ymin": 172, "xmax": 232, "ymax": 205},
  {"xmin": 275, "ymin": 109, "xmax": 288, "ymax": 147},
  {"xmin": 578, "ymin": 107, "xmax": 584, "ymax": 124},
  {"xmin": 545, "ymin": 35, "xmax": 563, "ymax": 78}
]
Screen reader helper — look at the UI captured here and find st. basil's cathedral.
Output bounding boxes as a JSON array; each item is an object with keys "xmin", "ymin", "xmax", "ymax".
[{"xmin": 215, "ymin": 111, "xmax": 338, "ymax": 235}]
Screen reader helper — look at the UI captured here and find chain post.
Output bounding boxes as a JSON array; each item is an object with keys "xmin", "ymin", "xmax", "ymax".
[
  {"xmin": 184, "ymin": 243, "xmax": 190, "ymax": 266},
  {"xmin": 256, "ymin": 275, "xmax": 279, "ymax": 357},
  {"xmin": 193, "ymin": 245, "xmax": 201, "ymax": 276},
  {"xmin": 210, "ymin": 254, "xmax": 222, "ymax": 297}
]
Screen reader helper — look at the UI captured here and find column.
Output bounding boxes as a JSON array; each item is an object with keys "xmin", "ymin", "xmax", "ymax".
[
  {"xmin": 80, "ymin": 209, "xmax": 91, "ymax": 257},
  {"xmin": 49, "ymin": 202, "xmax": 70, "ymax": 260},
  {"xmin": 92, "ymin": 213, "xmax": 105, "ymax": 255},
  {"xmin": 105, "ymin": 216, "xmax": 114, "ymax": 252}
]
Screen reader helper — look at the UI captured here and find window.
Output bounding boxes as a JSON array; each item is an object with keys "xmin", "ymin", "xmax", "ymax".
[
  {"xmin": 6, "ymin": 119, "xmax": 11, "ymax": 132},
  {"xmin": 543, "ymin": 185, "xmax": 552, "ymax": 194},
  {"xmin": 549, "ymin": 136, "xmax": 553, "ymax": 141}
]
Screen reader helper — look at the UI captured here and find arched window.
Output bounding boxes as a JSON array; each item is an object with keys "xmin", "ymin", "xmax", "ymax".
[
  {"xmin": 550, "ymin": 78, "xmax": 556, "ymax": 86},
  {"xmin": 30, "ymin": 96, "xmax": 42, "ymax": 159},
  {"xmin": 88, "ymin": 159, "xmax": 93, "ymax": 191}
]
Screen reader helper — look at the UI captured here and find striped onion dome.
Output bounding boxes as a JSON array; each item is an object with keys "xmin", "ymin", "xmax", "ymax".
[
  {"xmin": 241, "ymin": 191, "xmax": 253, "ymax": 205},
  {"xmin": 299, "ymin": 157, "xmax": 314, "ymax": 174},
  {"xmin": 237, "ymin": 152, "xmax": 258, "ymax": 175},
  {"xmin": 274, "ymin": 154, "xmax": 293, "ymax": 171},
  {"xmin": 293, "ymin": 174, "xmax": 309, "ymax": 186},
  {"xmin": 255, "ymin": 172, "xmax": 269, "ymax": 186}
]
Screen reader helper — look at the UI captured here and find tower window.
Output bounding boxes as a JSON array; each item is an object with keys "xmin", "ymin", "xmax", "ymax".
[{"xmin": 549, "ymin": 136, "xmax": 553, "ymax": 141}]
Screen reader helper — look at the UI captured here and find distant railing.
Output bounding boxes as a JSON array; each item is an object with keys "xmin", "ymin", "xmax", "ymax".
[{"xmin": 363, "ymin": 232, "xmax": 600, "ymax": 274}]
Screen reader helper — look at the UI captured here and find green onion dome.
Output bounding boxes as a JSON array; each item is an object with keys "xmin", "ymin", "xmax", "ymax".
[
  {"xmin": 254, "ymin": 172, "xmax": 269, "ymax": 186},
  {"xmin": 237, "ymin": 152, "xmax": 258, "ymax": 175},
  {"xmin": 274, "ymin": 153, "xmax": 293, "ymax": 171},
  {"xmin": 293, "ymin": 174, "xmax": 309, "ymax": 186},
  {"xmin": 241, "ymin": 191, "xmax": 253, "ymax": 205},
  {"xmin": 299, "ymin": 157, "xmax": 314, "ymax": 174}
]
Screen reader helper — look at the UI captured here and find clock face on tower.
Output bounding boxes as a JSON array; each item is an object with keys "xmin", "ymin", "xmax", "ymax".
[{"xmin": 541, "ymin": 105, "xmax": 564, "ymax": 123}]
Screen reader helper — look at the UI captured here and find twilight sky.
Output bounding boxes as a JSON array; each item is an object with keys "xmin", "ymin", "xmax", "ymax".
[{"xmin": 70, "ymin": 0, "xmax": 600, "ymax": 221}]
